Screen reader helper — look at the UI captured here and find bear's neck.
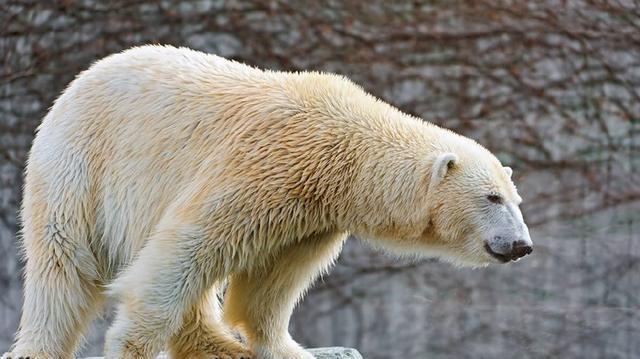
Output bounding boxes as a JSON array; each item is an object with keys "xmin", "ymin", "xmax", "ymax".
[{"xmin": 310, "ymin": 88, "xmax": 455, "ymax": 240}]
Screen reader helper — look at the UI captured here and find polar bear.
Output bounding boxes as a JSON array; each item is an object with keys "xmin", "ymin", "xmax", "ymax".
[{"xmin": 6, "ymin": 45, "xmax": 532, "ymax": 359}]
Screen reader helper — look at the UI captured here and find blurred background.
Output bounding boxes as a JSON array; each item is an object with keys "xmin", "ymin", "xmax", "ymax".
[{"xmin": 1, "ymin": 1, "xmax": 639, "ymax": 358}]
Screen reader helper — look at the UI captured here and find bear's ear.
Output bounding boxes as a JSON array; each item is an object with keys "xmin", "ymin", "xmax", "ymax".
[
  {"xmin": 429, "ymin": 152, "xmax": 459, "ymax": 190},
  {"xmin": 504, "ymin": 166, "xmax": 513, "ymax": 178}
]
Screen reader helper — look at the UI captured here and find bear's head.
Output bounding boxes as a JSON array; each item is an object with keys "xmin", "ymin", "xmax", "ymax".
[
  {"xmin": 420, "ymin": 150, "xmax": 533, "ymax": 267},
  {"xmin": 357, "ymin": 140, "xmax": 532, "ymax": 268}
]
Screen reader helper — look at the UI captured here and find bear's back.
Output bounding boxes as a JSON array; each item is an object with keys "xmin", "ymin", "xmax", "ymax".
[{"xmin": 27, "ymin": 46, "xmax": 296, "ymax": 268}]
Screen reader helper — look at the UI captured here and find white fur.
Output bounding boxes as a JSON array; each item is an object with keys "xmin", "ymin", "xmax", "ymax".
[
  {"xmin": 428, "ymin": 152, "xmax": 459, "ymax": 194},
  {"xmin": 504, "ymin": 166, "xmax": 513, "ymax": 177},
  {"xmin": 8, "ymin": 45, "xmax": 530, "ymax": 359}
]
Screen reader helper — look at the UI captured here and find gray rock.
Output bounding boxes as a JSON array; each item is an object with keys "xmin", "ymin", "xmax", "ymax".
[
  {"xmin": 83, "ymin": 347, "xmax": 363, "ymax": 359},
  {"xmin": 309, "ymin": 347, "xmax": 363, "ymax": 359}
]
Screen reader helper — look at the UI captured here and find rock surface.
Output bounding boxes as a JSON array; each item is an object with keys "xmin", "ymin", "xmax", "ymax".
[
  {"xmin": 84, "ymin": 347, "xmax": 363, "ymax": 359},
  {"xmin": 309, "ymin": 347, "xmax": 363, "ymax": 359}
]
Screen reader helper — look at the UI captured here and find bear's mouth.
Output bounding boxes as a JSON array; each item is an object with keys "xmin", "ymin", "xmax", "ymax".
[{"xmin": 484, "ymin": 243, "xmax": 517, "ymax": 263}]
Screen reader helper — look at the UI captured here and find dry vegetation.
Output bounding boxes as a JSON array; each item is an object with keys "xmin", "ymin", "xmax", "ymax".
[{"xmin": 1, "ymin": 1, "xmax": 639, "ymax": 358}]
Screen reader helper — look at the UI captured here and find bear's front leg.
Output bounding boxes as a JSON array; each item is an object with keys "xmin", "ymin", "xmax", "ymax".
[
  {"xmin": 168, "ymin": 286, "xmax": 254, "ymax": 359},
  {"xmin": 224, "ymin": 232, "xmax": 347, "ymax": 359},
  {"xmin": 104, "ymin": 220, "xmax": 226, "ymax": 359}
]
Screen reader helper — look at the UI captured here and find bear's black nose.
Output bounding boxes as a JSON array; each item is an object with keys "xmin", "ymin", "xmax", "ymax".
[
  {"xmin": 485, "ymin": 239, "xmax": 533, "ymax": 262},
  {"xmin": 511, "ymin": 240, "xmax": 533, "ymax": 258}
]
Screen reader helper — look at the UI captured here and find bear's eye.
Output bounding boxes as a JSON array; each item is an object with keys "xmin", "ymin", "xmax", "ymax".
[{"xmin": 487, "ymin": 194, "xmax": 503, "ymax": 204}]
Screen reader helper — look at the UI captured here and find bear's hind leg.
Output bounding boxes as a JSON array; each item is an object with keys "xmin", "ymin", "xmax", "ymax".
[
  {"xmin": 224, "ymin": 232, "xmax": 347, "ymax": 359},
  {"xmin": 168, "ymin": 286, "xmax": 253, "ymax": 359},
  {"xmin": 10, "ymin": 215, "xmax": 104, "ymax": 359}
]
